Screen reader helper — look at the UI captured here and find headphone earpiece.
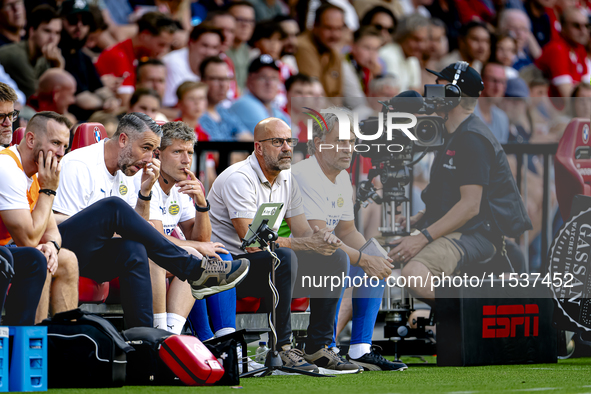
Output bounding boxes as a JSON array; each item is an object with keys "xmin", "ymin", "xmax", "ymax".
[{"xmin": 444, "ymin": 61, "xmax": 468, "ymax": 109}]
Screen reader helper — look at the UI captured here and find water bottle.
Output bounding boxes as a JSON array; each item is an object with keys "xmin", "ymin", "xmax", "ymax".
[{"xmin": 255, "ymin": 341, "xmax": 269, "ymax": 363}]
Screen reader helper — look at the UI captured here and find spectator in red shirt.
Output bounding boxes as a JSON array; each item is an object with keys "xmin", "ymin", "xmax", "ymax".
[
  {"xmin": 535, "ymin": 7, "xmax": 591, "ymax": 98},
  {"xmin": 95, "ymin": 12, "xmax": 178, "ymax": 110}
]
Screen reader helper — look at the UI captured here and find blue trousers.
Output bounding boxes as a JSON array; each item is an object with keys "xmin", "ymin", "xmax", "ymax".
[
  {"xmin": 331, "ymin": 263, "xmax": 384, "ymax": 347},
  {"xmin": 0, "ymin": 246, "xmax": 47, "ymax": 325},
  {"xmin": 58, "ymin": 197, "xmax": 205, "ymax": 328}
]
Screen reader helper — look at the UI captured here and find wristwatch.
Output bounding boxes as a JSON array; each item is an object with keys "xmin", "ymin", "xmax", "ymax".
[
  {"xmin": 138, "ymin": 190, "xmax": 152, "ymax": 201},
  {"xmin": 49, "ymin": 240, "xmax": 61, "ymax": 254},
  {"xmin": 195, "ymin": 199, "xmax": 210, "ymax": 212}
]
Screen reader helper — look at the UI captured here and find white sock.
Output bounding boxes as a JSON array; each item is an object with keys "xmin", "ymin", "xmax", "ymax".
[
  {"xmin": 214, "ymin": 327, "xmax": 236, "ymax": 337},
  {"xmin": 154, "ymin": 313, "xmax": 167, "ymax": 330},
  {"xmin": 348, "ymin": 343, "xmax": 371, "ymax": 359},
  {"xmin": 166, "ymin": 313, "xmax": 186, "ymax": 335}
]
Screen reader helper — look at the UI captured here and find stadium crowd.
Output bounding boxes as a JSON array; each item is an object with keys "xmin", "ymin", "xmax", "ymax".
[{"xmin": 0, "ymin": 0, "xmax": 589, "ymax": 376}]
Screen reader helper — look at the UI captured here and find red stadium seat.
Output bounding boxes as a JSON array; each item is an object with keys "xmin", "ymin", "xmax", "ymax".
[
  {"xmin": 69, "ymin": 122, "xmax": 110, "ymax": 302},
  {"xmin": 291, "ymin": 298, "xmax": 310, "ymax": 312},
  {"xmin": 555, "ymin": 118, "xmax": 591, "ymax": 220},
  {"xmin": 236, "ymin": 297, "xmax": 261, "ymax": 313},
  {"xmin": 10, "ymin": 127, "xmax": 25, "ymax": 146},
  {"xmin": 71, "ymin": 123, "xmax": 107, "ymax": 151},
  {"xmin": 78, "ymin": 276, "xmax": 109, "ymax": 303},
  {"xmin": 235, "ymin": 297, "xmax": 310, "ymax": 313}
]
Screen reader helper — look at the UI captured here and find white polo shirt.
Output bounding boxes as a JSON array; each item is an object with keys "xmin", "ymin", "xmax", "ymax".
[
  {"xmin": 209, "ymin": 153, "xmax": 304, "ymax": 255},
  {"xmin": 291, "ymin": 155, "xmax": 354, "ymax": 229},
  {"xmin": 54, "ymin": 140, "xmax": 141, "ymax": 216},
  {"xmin": 150, "ymin": 180, "xmax": 195, "ymax": 236}
]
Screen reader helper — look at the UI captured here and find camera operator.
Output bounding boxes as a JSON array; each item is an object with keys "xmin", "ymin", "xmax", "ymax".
[{"xmin": 388, "ymin": 61, "xmax": 531, "ymax": 303}]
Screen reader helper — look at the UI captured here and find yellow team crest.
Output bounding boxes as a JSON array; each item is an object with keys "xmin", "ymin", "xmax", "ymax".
[
  {"xmin": 119, "ymin": 184, "xmax": 128, "ymax": 195},
  {"xmin": 337, "ymin": 197, "xmax": 344, "ymax": 208},
  {"xmin": 169, "ymin": 204, "xmax": 180, "ymax": 215}
]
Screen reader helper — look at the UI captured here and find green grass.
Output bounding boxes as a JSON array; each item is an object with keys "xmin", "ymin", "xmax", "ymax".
[{"xmin": 46, "ymin": 357, "xmax": 591, "ymax": 394}]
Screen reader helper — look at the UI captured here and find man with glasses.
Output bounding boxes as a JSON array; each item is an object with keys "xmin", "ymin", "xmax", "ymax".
[
  {"xmin": 0, "ymin": 0, "xmax": 25, "ymax": 47},
  {"xmin": 0, "ymin": 82, "xmax": 18, "ymax": 147},
  {"xmin": 199, "ymin": 56, "xmax": 250, "ymax": 141},
  {"xmin": 229, "ymin": 55, "xmax": 289, "ymax": 133},
  {"xmin": 296, "ymin": 3, "xmax": 345, "ymax": 98},
  {"xmin": 227, "ymin": 1, "xmax": 256, "ymax": 90},
  {"xmin": 208, "ymin": 117, "xmax": 359, "ymax": 374},
  {"xmin": 535, "ymin": 7, "xmax": 590, "ymax": 98},
  {"xmin": 473, "ymin": 62, "xmax": 510, "ymax": 143}
]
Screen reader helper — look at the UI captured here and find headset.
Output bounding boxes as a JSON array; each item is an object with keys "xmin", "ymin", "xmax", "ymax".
[{"xmin": 444, "ymin": 61, "xmax": 468, "ymax": 109}]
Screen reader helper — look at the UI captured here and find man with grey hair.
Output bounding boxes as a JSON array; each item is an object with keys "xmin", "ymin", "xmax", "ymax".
[
  {"xmin": 146, "ymin": 121, "xmax": 233, "ymax": 335},
  {"xmin": 208, "ymin": 117, "xmax": 359, "ymax": 374},
  {"xmin": 292, "ymin": 108, "xmax": 407, "ymax": 371},
  {"xmin": 379, "ymin": 14, "xmax": 429, "ymax": 91},
  {"xmin": 498, "ymin": 9, "xmax": 541, "ymax": 70},
  {"xmin": 52, "ymin": 114, "xmax": 250, "ymax": 328}
]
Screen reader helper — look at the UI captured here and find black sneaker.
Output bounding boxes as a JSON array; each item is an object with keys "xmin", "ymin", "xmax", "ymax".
[
  {"xmin": 190, "ymin": 257, "xmax": 250, "ymax": 299},
  {"xmin": 347, "ymin": 347, "xmax": 408, "ymax": 371}
]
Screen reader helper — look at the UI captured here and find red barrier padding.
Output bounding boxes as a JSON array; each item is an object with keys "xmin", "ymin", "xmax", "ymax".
[
  {"xmin": 10, "ymin": 127, "xmax": 25, "ymax": 146},
  {"xmin": 71, "ymin": 123, "xmax": 107, "ymax": 151},
  {"xmin": 555, "ymin": 118, "xmax": 591, "ymax": 220},
  {"xmin": 78, "ymin": 276, "xmax": 109, "ymax": 303}
]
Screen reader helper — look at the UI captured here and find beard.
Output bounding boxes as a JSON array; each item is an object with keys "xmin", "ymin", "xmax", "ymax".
[
  {"xmin": 0, "ymin": 127, "xmax": 11, "ymax": 146},
  {"xmin": 118, "ymin": 144, "xmax": 144, "ymax": 176},
  {"xmin": 263, "ymin": 149, "xmax": 292, "ymax": 171}
]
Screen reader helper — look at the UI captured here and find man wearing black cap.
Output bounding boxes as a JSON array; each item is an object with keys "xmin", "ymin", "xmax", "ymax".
[
  {"xmin": 388, "ymin": 61, "xmax": 531, "ymax": 302},
  {"xmin": 59, "ymin": 0, "xmax": 117, "ymax": 118},
  {"xmin": 229, "ymin": 54, "xmax": 290, "ymax": 133}
]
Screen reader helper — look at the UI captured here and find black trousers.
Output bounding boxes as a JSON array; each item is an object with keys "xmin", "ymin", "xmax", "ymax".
[
  {"xmin": 58, "ymin": 197, "xmax": 205, "ymax": 328},
  {"xmin": 234, "ymin": 247, "xmax": 348, "ymax": 351},
  {"xmin": 0, "ymin": 246, "xmax": 47, "ymax": 325}
]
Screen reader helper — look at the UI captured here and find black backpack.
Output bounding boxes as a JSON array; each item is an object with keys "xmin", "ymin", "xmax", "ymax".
[
  {"xmin": 121, "ymin": 327, "xmax": 179, "ymax": 385},
  {"xmin": 39, "ymin": 309, "xmax": 134, "ymax": 388}
]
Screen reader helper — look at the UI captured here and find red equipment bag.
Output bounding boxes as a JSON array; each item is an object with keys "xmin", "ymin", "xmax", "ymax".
[{"xmin": 158, "ymin": 335, "xmax": 225, "ymax": 386}]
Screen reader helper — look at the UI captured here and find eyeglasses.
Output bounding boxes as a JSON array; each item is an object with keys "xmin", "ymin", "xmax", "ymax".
[
  {"xmin": 373, "ymin": 24, "xmax": 395, "ymax": 34},
  {"xmin": 0, "ymin": 110, "xmax": 19, "ymax": 123},
  {"xmin": 258, "ymin": 137, "xmax": 298, "ymax": 147}
]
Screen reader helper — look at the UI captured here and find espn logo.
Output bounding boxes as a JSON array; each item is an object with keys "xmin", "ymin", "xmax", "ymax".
[{"xmin": 482, "ymin": 304, "xmax": 539, "ymax": 338}]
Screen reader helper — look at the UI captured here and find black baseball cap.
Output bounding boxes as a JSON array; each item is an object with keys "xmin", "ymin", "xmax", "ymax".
[
  {"xmin": 248, "ymin": 54, "xmax": 280, "ymax": 74},
  {"xmin": 426, "ymin": 62, "xmax": 484, "ymax": 98},
  {"xmin": 60, "ymin": 0, "xmax": 91, "ymax": 17}
]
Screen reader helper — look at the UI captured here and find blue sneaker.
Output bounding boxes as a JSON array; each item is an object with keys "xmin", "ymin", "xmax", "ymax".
[{"xmin": 190, "ymin": 257, "xmax": 250, "ymax": 299}]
